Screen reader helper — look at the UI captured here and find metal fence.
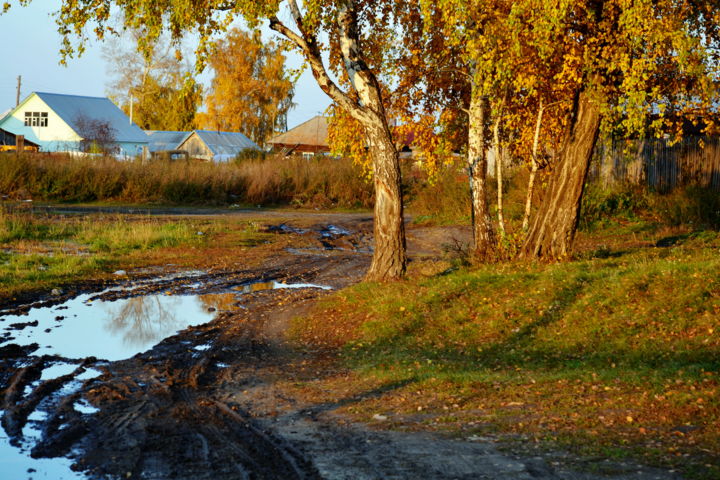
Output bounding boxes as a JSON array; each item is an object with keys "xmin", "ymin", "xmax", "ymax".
[{"xmin": 589, "ymin": 137, "xmax": 720, "ymax": 191}]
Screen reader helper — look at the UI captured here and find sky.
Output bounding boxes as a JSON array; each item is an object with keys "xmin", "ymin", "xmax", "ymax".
[{"xmin": 0, "ymin": 2, "xmax": 330, "ymax": 129}]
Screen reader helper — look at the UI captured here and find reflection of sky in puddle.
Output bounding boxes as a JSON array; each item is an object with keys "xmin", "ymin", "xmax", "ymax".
[
  {"xmin": 0, "ymin": 433, "xmax": 86, "ymax": 480},
  {"xmin": 234, "ymin": 281, "xmax": 332, "ymax": 294},
  {"xmin": 0, "ymin": 293, "xmax": 219, "ymax": 361}
]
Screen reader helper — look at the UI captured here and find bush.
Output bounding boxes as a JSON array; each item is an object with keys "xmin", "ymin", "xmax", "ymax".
[
  {"xmin": 579, "ymin": 184, "xmax": 648, "ymax": 229},
  {"xmin": 649, "ymin": 186, "xmax": 720, "ymax": 228},
  {"xmin": 405, "ymin": 160, "xmax": 471, "ymax": 224}
]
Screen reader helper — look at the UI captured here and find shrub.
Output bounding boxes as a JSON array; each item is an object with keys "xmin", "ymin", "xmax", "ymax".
[{"xmin": 579, "ymin": 184, "xmax": 647, "ymax": 229}]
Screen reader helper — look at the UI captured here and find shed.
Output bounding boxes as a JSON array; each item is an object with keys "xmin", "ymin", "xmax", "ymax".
[
  {"xmin": 0, "ymin": 92, "xmax": 148, "ymax": 157},
  {"xmin": 267, "ymin": 116, "xmax": 329, "ymax": 156},
  {"xmin": 146, "ymin": 130, "xmax": 191, "ymax": 153},
  {"xmin": 177, "ymin": 130, "xmax": 260, "ymax": 162}
]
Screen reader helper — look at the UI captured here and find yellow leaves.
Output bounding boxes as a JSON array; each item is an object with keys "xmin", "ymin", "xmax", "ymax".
[{"xmin": 200, "ymin": 27, "xmax": 294, "ymax": 144}]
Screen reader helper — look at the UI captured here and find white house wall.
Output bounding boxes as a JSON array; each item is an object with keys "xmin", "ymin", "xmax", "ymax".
[{"xmin": 0, "ymin": 95, "xmax": 81, "ymax": 151}]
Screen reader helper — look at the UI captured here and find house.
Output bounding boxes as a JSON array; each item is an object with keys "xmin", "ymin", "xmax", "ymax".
[
  {"xmin": 175, "ymin": 130, "xmax": 260, "ymax": 162},
  {"xmin": 0, "ymin": 92, "xmax": 148, "ymax": 157},
  {"xmin": 0, "ymin": 128, "xmax": 40, "ymax": 152},
  {"xmin": 267, "ymin": 116, "xmax": 330, "ymax": 156},
  {"xmin": 266, "ymin": 115, "xmax": 421, "ymax": 159}
]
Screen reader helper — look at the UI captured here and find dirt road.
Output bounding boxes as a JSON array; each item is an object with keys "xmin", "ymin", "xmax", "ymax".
[{"xmin": 0, "ymin": 213, "xmax": 683, "ymax": 479}]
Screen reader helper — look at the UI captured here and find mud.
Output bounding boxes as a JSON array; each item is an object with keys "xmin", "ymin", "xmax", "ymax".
[{"xmin": 1, "ymin": 215, "xmax": 683, "ymax": 479}]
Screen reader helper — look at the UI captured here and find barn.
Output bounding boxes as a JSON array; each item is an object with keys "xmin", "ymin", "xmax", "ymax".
[
  {"xmin": 175, "ymin": 130, "xmax": 260, "ymax": 162},
  {"xmin": 266, "ymin": 116, "xmax": 330, "ymax": 157}
]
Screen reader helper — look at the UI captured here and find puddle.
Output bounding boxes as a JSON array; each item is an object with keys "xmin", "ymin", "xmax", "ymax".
[
  {"xmin": 264, "ymin": 223, "xmax": 308, "ymax": 235},
  {"xmin": 320, "ymin": 224, "xmax": 350, "ymax": 238},
  {"xmin": 233, "ymin": 280, "xmax": 332, "ymax": 294},
  {"xmin": 0, "ymin": 276, "xmax": 332, "ymax": 362},
  {"xmin": 0, "ymin": 432, "xmax": 87, "ymax": 480},
  {"xmin": 0, "ymin": 273, "xmax": 332, "ymax": 478},
  {"xmin": 1, "ymin": 293, "xmax": 222, "ymax": 361}
]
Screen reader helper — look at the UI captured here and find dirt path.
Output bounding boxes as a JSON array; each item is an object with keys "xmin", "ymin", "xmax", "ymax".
[{"xmin": 0, "ymin": 215, "xmax": 683, "ymax": 479}]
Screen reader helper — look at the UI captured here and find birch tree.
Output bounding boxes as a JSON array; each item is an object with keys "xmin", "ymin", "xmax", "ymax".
[{"xmin": 7, "ymin": 0, "xmax": 408, "ymax": 280}]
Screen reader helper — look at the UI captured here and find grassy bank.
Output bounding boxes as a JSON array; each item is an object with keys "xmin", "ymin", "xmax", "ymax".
[
  {"xmin": 0, "ymin": 207, "xmax": 268, "ymax": 300},
  {"xmin": 293, "ymin": 222, "xmax": 720, "ymax": 478}
]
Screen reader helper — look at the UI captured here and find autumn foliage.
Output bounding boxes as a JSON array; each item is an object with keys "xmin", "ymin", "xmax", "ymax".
[{"xmin": 197, "ymin": 28, "xmax": 295, "ymax": 147}]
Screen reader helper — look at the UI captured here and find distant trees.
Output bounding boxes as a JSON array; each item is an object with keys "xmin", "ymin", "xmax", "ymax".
[
  {"xmin": 197, "ymin": 28, "xmax": 295, "ymax": 147},
  {"xmin": 103, "ymin": 29, "xmax": 201, "ymax": 132}
]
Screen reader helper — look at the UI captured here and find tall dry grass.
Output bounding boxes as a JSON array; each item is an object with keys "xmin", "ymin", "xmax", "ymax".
[{"xmin": 0, "ymin": 153, "xmax": 373, "ymax": 209}]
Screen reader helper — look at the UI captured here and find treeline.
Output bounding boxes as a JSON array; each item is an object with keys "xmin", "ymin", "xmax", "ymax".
[{"xmin": 104, "ymin": 27, "xmax": 294, "ymax": 147}]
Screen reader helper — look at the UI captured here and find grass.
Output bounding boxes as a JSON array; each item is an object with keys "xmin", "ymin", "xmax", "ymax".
[
  {"xmin": 292, "ymin": 222, "xmax": 720, "ymax": 478},
  {"xmin": 0, "ymin": 153, "xmax": 374, "ymax": 209},
  {"xmin": 0, "ymin": 207, "xmax": 269, "ymax": 300}
]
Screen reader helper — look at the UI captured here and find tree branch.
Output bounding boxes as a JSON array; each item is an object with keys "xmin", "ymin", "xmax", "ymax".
[
  {"xmin": 269, "ymin": 6, "xmax": 364, "ymax": 118},
  {"xmin": 336, "ymin": 0, "xmax": 383, "ymax": 113}
]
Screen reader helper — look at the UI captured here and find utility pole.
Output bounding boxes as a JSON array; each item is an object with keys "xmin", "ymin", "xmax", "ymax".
[{"xmin": 16, "ymin": 75, "xmax": 21, "ymax": 106}]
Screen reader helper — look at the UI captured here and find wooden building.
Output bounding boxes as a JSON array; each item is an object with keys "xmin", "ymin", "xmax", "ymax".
[{"xmin": 267, "ymin": 116, "xmax": 330, "ymax": 156}]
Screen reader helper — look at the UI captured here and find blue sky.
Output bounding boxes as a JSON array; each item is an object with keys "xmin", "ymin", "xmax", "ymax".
[{"xmin": 0, "ymin": 2, "xmax": 330, "ymax": 128}]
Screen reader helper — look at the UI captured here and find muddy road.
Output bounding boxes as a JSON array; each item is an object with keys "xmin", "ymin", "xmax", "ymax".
[{"xmin": 1, "ymin": 213, "xmax": 682, "ymax": 480}]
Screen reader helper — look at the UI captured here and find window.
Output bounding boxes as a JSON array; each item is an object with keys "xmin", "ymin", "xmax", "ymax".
[{"xmin": 24, "ymin": 112, "xmax": 48, "ymax": 127}]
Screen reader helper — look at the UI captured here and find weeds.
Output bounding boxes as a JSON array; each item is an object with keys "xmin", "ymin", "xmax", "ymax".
[
  {"xmin": 0, "ymin": 209, "xmax": 266, "ymax": 299},
  {"xmin": 0, "ymin": 153, "xmax": 373, "ymax": 209}
]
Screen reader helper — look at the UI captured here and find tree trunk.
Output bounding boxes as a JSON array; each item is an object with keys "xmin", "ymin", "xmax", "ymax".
[
  {"xmin": 467, "ymin": 93, "xmax": 495, "ymax": 261},
  {"xmin": 522, "ymin": 100, "xmax": 546, "ymax": 232},
  {"xmin": 364, "ymin": 118, "xmax": 407, "ymax": 281},
  {"xmin": 270, "ymin": 0, "xmax": 407, "ymax": 281},
  {"xmin": 493, "ymin": 115, "xmax": 506, "ymax": 239},
  {"xmin": 521, "ymin": 89, "xmax": 601, "ymax": 259}
]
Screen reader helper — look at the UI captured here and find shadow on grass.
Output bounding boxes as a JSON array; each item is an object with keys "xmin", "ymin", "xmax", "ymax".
[
  {"xmin": 295, "ymin": 378, "xmax": 417, "ymax": 419},
  {"xmin": 347, "ymin": 273, "xmax": 720, "ymax": 383}
]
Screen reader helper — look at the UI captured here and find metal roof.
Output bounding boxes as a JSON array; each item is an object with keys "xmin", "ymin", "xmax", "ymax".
[
  {"xmin": 34, "ymin": 92, "xmax": 148, "ymax": 144},
  {"xmin": 267, "ymin": 116, "xmax": 329, "ymax": 147},
  {"xmin": 189, "ymin": 130, "xmax": 260, "ymax": 155},
  {"xmin": 145, "ymin": 130, "xmax": 191, "ymax": 152}
]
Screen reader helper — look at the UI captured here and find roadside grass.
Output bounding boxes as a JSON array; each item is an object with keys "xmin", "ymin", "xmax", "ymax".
[
  {"xmin": 0, "ymin": 153, "xmax": 373, "ymax": 210},
  {"xmin": 0, "ymin": 208, "xmax": 269, "ymax": 300},
  {"xmin": 292, "ymin": 224, "xmax": 720, "ymax": 478}
]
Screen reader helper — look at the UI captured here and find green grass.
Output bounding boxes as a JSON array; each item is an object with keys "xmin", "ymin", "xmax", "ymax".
[
  {"xmin": 294, "ymin": 226, "xmax": 720, "ymax": 477},
  {"xmin": 0, "ymin": 209, "xmax": 265, "ymax": 299}
]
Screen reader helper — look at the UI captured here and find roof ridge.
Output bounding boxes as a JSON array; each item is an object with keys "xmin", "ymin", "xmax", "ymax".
[{"xmin": 35, "ymin": 91, "xmax": 109, "ymax": 101}]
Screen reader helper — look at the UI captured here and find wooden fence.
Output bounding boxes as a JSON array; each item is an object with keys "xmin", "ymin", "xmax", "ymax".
[{"xmin": 589, "ymin": 137, "xmax": 720, "ymax": 191}]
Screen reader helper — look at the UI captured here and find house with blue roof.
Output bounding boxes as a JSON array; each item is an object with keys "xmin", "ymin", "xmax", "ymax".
[
  {"xmin": 146, "ymin": 129, "xmax": 260, "ymax": 162},
  {"xmin": 0, "ymin": 92, "xmax": 148, "ymax": 157}
]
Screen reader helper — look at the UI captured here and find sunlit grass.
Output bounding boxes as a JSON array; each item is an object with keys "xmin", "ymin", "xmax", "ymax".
[
  {"xmin": 293, "ymin": 227, "xmax": 720, "ymax": 477},
  {"xmin": 0, "ymin": 209, "xmax": 265, "ymax": 299}
]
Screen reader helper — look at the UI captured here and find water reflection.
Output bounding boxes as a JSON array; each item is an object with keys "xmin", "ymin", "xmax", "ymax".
[
  {"xmin": 103, "ymin": 296, "xmax": 186, "ymax": 348},
  {"xmin": 1, "ymin": 293, "xmax": 219, "ymax": 361},
  {"xmin": 199, "ymin": 293, "xmax": 238, "ymax": 313}
]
